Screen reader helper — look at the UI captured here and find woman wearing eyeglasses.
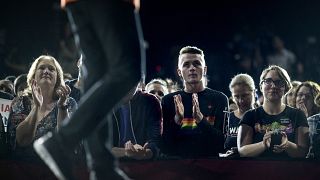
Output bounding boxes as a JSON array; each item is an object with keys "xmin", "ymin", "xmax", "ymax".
[{"xmin": 237, "ymin": 65, "xmax": 309, "ymax": 158}]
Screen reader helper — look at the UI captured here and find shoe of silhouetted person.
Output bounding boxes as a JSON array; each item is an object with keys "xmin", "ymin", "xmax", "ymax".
[
  {"xmin": 33, "ymin": 132, "xmax": 74, "ymax": 180},
  {"xmin": 34, "ymin": 132, "xmax": 131, "ymax": 180}
]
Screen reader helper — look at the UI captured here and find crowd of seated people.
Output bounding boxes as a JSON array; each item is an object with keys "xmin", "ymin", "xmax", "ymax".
[{"xmin": 0, "ymin": 46, "xmax": 319, "ymax": 179}]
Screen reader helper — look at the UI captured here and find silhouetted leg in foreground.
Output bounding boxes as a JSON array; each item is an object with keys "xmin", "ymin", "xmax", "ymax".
[{"xmin": 34, "ymin": 0, "xmax": 143, "ymax": 179}]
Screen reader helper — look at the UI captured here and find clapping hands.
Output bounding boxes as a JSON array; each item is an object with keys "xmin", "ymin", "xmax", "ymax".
[
  {"xmin": 31, "ymin": 80, "xmax": 43, "ymax": 107},
  {"xmin": 173, "ymin": 93, "xmax": 204, "ymax": 125}
]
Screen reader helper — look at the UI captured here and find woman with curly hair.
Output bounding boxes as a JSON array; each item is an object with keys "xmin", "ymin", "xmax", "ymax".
[{"xmin": 295, "ymin": 81, "xmax": 320, "ymax": 118}]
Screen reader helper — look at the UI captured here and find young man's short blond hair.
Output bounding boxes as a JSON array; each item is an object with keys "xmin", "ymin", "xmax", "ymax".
[{"xmin": 178, "ymin": 46, "xmax": 205, "ymax": 67}]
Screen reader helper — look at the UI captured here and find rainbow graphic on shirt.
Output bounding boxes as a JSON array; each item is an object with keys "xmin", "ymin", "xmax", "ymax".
[{"xmin": 181, "ymin": 118, "xmax": 197, "ymax": 129}]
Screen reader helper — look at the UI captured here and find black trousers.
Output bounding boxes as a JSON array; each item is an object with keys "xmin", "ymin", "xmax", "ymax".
[{"xmin": 59, "ymin": 0, "xmax": 143, "ymax": 176}]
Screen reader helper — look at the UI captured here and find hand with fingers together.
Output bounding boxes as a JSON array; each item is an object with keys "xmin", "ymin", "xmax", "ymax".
[
  {"xmin": 192, "ymin": 93, "xmax": 203, "ymax": 123},
  {"xmin": 124, "ymin": 140, "xmax": 150, "ymax": 160},
  {"xmin": 31, "ymin": 80, "xmax": 43, "ymax": 107},
  {"xmin": 174, "ymin": 94, "xmax": 184, "ymax": 125},
  {"xmin": 262, "ymin": 130, "xmax": 272, "ymax": 150},
  {"xmin": 273, "ymin": 131, "xmax": 289, "ymax": 153},
  {"xmin": 56, "ymin": 85, "xmax": 71, "ymax": 109}
]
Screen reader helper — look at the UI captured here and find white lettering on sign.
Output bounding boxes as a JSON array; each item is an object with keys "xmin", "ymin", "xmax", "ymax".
[{"xmin": 0, "ymin": 98, "xmax": 13, "ymax": 132}]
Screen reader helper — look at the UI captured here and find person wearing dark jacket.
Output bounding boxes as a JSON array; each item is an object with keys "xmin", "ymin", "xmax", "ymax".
[{"xmin": 111, "ymin": 90, "xmax": 162, "ymax": 160}]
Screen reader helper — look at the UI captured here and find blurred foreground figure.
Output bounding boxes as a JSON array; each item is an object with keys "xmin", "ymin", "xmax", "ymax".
[{"xmin": 33, "ymin": 0, "xmax": 143, "ymax": 179}]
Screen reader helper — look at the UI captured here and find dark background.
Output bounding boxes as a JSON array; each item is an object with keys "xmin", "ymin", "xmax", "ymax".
[{"xmin": 1, "ymin": 0, "xmax": 320, "ymax": 96}]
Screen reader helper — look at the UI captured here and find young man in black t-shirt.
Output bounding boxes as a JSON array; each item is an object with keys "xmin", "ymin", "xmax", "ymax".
[{"xmin": 161, "ymin": 46, "xmax": 228, "ymax": 158}]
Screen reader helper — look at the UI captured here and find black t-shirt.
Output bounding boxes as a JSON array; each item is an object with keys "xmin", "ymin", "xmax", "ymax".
[
  {"xmin": 161, "ymin": 88, "xmax": 228, "ymax": 158},
  {"xmin": 240, "ymin": 106, "xmax": 308, "ymax": 158},
  {"xmin": 225, "ymin": 112, "xmax": 240, "ymax": 150}
]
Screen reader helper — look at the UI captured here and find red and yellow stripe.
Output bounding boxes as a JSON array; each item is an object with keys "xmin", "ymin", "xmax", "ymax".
[{"xmin": 181, "ymin": 118, "xmax": 197, "ymax": 129}]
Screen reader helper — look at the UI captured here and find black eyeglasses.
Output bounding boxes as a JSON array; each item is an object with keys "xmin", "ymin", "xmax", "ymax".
[{"xmin": 262, "ymin": 78, "xmax": 286, "ymax": 88}]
